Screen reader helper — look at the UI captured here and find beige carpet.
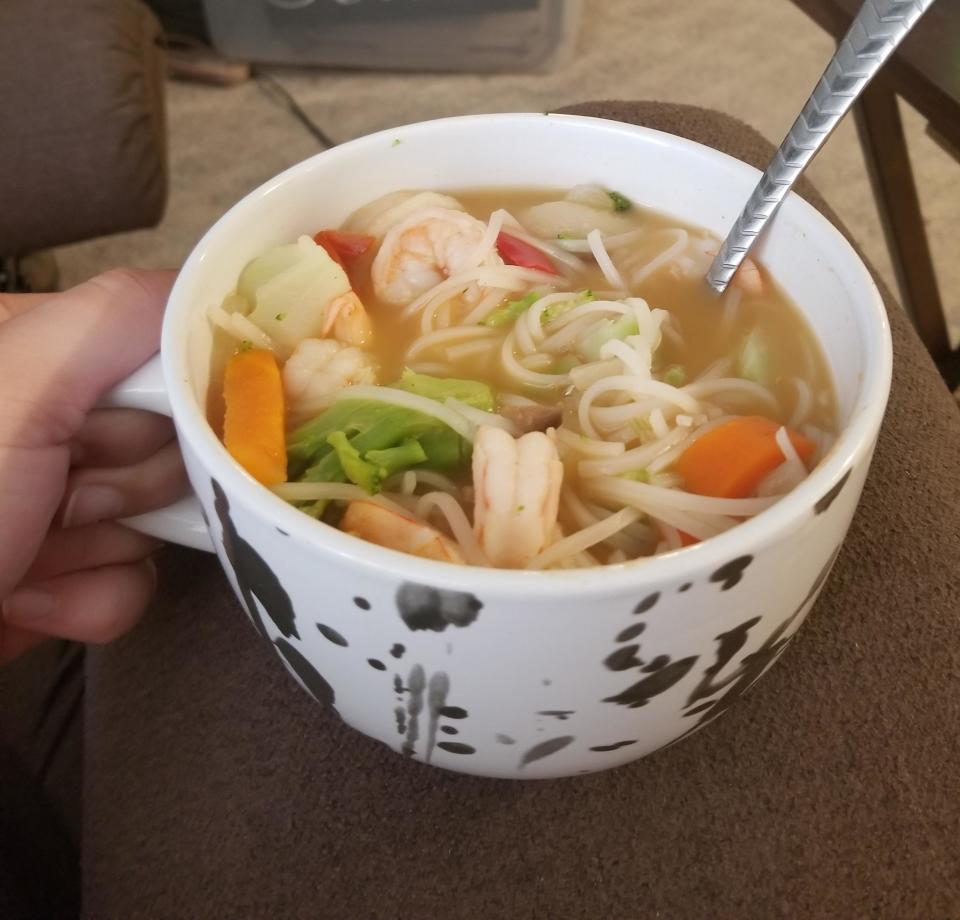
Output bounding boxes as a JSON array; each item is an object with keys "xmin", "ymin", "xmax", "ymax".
[{"xmin": 57, "ymin": 0, "xmax": 958, "ymax": 344}]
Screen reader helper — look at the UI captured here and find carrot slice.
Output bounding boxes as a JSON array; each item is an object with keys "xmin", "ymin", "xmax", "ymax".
[
  {"xmin": 223, "ymin": 348, "xmax": 287, "ymax": 486},
  {"xmin": 676, "ymin": 415, "xmax": 815, "ymax": 499}
]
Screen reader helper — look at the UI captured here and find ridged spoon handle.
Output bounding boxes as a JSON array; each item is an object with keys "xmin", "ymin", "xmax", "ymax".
[{"xmin": 706, "ymin": 0, "xmax": 936, "ymax": 295}]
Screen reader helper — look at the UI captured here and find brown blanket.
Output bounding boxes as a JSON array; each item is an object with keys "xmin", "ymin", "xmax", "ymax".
[{"xmin": 64, "ymin": 102, "xmax": 960, "ymax": 918}]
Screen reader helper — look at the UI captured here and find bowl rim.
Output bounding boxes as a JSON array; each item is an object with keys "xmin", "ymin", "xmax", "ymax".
[{"xmin": 163, "ymin": 111, "xmax": 892, "ymax": 598}]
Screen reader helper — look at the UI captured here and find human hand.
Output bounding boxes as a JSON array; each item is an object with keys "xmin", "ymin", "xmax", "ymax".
[{"xmin": 0, "ymin": 269, "xmax": 188, "ymax": 664}]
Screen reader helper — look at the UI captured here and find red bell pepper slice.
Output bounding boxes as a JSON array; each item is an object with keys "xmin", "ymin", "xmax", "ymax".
[
  {"xmin": 313, "ymin": 229, "xmax": 375, "ymax": 268},
  {"xmin": 496, "ymin": 232, "xmax": 559, "ymax": 275}
]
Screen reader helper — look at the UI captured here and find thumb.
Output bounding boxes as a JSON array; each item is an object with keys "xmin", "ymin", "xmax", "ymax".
[{"xmin": 0, "ymin": 268, "xmax": 175, "ymax": 598}]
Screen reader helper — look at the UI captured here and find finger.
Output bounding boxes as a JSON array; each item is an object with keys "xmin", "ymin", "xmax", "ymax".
[
  {"xmin": 0, "ymin": 269, "xmax": 176, "ymax": 444},
  {"xmin": 61, "ymin": 440, "xmax": 188, "ymax": 528},
  {"xmin": 0, "ymin": 292, "xmax": 52, "ymax": 322},
  {"xmin": 71, "ymin": 408, "xmax": 176, "ymax": 468},
  {"xmin": 26, "ymin": 522, "xmax": 161, "ymax": 581},
  {"xmin": 0, "ymin": 622, "xmax": 48, "ymax": 666},
  {"xmin": 0, "ymin": 269, "xmax": 175, "ymax": 598},
  {"xmin": 2, "ymin": 559, "xmax": 156, "ymax": 647}
]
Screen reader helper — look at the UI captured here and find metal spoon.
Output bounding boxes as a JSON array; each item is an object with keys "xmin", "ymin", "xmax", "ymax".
[{"xmin": 706, "ymin": 0, "xmax": 935, "ymax": 295}]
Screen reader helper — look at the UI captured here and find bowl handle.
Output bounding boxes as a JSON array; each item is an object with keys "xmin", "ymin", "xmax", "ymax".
[{"xmin": 100, "ymin": 356, "xmax": 214, "ymax": 553}]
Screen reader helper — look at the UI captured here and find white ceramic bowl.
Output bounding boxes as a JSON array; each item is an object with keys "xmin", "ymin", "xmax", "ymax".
[{"xmin": 120, "ymin": 114, "xmax": 891, "ymax": 779}]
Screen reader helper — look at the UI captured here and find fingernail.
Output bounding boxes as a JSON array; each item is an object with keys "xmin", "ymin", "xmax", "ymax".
[
  {"xmin": 2, "ymin": 588, "xmax": 54, "ymax": 622},
  {"xmin": 63, "ymin": 484, "xmax": 124, "ymax": 528}
]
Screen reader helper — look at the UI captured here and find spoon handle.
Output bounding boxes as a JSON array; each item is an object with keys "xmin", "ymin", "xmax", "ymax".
[{"xmin": 706, "ymin": 0, "xmax": 935, "ymax": 295}]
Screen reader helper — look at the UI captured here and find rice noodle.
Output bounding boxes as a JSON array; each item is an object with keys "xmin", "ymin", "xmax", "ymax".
[
  {"xmin": 569, "ymin": 358, "xmax": 622, "ymax": 391},
  {"xmin": 460, "ymin": 287, "xmax": 508, "ymax": 326},
  {"xmin": 684, "ymin": 377, "xmax": 779, "ymax": 414},
  {"xmin": 590, "ymin": 399, "xmax": 670, "ymax": 431},
  {"xmin": 444, "ymin": 339, "xmax": 500, "ymax": 362},
  {"xmin": 499, "ymin": 212, "xmax": 587, "ymax": 271},
  {"xmin": 587, "ymin": 229, "xmax": 626, "ymax": 290},
  {"xmin": 720, "ymin": 286, "xmax": 742, "ymax": 336},
  {"xmin": 530, "ymin": 297, "xmax": 628, "ymax": 334},
  {"xmin": 788, "ymin": 377, "xmax": 813, "ymax": 429},
  {"xmin": 436, "ymin": 301, "xmax": 454, "ymax": 330},
  {"xmin": 538, "ymin": 316, "xmax": 603, "ymax": 355},
  {"xmin": 775, "ymin": 425, "xmax": 807, "ymax": 481},
  {"xmin": 554, "ymin": 426, "xmax": 626, "ymax": 458},
  {"xmin": 645, "ymin": 438, "xmax": 693, "ymax": 474},
  {"xmin": 500, "ymin": 331, "xmax": 571, "ymax": 389},
  {"xmin": 579, "ymin": 376, "xmax": 701, "ymax": 438},
  {"xmin": 400, "ymin": 264, "xmax": 550, "ymax": 321},
  {"xmin": 271, "ymin": 482, "xmax": 408, "ymax": 515},
  {"xmin": 445, "ymin": 398, "xmax": 517, "ymax": 434},
  {"xmin": 649, "ymin": 408, "xmax": 669, "ymax": 439},
  {"xmin": 578, "ymin": 426, "xmax": 688, "ymax": 477},
  {"xmin": 650, "ymin": 471, "xmax": 683, "ymax": 489},
  {"xmin": 595, "ymin": 487, "xmax": 733, "ymax": 542},
  {"xmin": 562, "ymin": 491, "xmax": 651, "ymax": 556},
  {"xmin": 462, "ymin": 208, "xmax": 506, "ymax": 271},
  {"xmin": 411, "ymin": 470, "xmax": 459, "ymax": 493},
  {"xmin": 588, "ymin": 475, "xmax": 778, "ymax": 517},
  {"xmin": 400, "ymin": 471, "xmax": 417, "ymax": 495},
  {"xmin": 528, "ymin": 507, "xmax": 642, "ymax": 570},
  {"xmin": 415, "ymin": 491, "xmax": 488, "ymax": 566},
  {"xmin": 334, "ymin": 385, "xmax": 475, "ymax": 441},
  {"xmin": 628, "ymin": 229, "xmax": 688, "ymax": 285},
  {"xmin": 659, "ymin": 523, "xmax": 683, "ymax": 550},
  {"xmin": 600, "ymin": 338, "xmax": 649, "ymax": 377},
  {"xmin": 208, "ymin": 303, "xmax": 273, "ymax": 350},
  {"xmin": 405, "ymin": 324, "xmax": 499, "ymax": 362},
  {"xmin": 512, "ymin": 304, "xmax": 543, "ymax": 355}
]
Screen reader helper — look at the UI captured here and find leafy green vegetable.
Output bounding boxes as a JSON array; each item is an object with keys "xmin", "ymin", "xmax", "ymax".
[
  {"xmin": 365, "ymin": 439, "xmax": 428, "ymax": 476},
  {"xmin": 737, "ymin": 330, "xmax": 769, "ymax": 385},
  {"xmin": 327, "ymin": 431, "xmax": 383, "ymax": 494},
  {"xmin": 579, "ymin": 313, "xmax": 640, "ymax": 362},
  {"xmin": 393, "ymin": 369, "xmax": 494, "ymax": 411},
  {"xmin": 620, "ymin": 468, "xmax": 650, "ymax": 482},
  {"xmin": 287, "ymin": 399, "xmax": 473, "ymax": 488},
  {"xmin": 482, "ymin": 291, "xmax": 541, "ymax": 328},
  {"xmin": 608, "ymin": 190, "xmax": 633, "ymax": 213},
  {"xmin": 418, "ymin": 429, "xmax": 471, "ymax": 471},
  {"xmin": 237, "ymin": 243, "xmax": 302, "ymax": 307},
  {"xmin": 663, "ymin": 364, "xmax": 686, "ymax": 387},
  {"xmin": 241, "ymin": 238, "xmax": 353, "ymax": 351},
  {"xmin": 541, "ymin": 289, "xmax": 595, "ymax": 325}
]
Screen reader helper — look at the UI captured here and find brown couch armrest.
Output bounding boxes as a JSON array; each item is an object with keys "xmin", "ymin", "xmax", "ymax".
[{"xmin": 0, "ymin": 0, "xmax": 168, "ymax": 256}]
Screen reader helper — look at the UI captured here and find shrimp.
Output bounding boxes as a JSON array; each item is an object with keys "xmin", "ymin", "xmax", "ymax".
[
  {"xmin": 341, "ymin": 500, "xmax": 463, "ymax": 564},
  {"xmin": 472, "ymin": 426, "xmax": 563, "ymax": 568},
  {"xmin": 675, "ymin": 236, "xmax": 764, "ymax": 295},
  {"xmin": 371, "ymin": 207, "xmax": 498, "ymax": 307},
  {"xmin": 323, "ymin": 290, "xmax": 373, "ymax": 347},
  {"xmin": 282, "ymin": 338, "xmax": 378, "ymax": 424},
  {"xmin": 345, "ymin": 190, "xmax": 465, "ymax": 239}
]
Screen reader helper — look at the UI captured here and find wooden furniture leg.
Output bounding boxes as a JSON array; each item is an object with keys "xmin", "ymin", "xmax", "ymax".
[{"xmin": 853, "ymin": 75, "xmax": 951, "ymax": 361}]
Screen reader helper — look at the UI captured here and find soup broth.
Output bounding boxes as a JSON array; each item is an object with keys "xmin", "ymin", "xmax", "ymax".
[{"xmin": 209, "ymin": 184, "xmax": 837, "ymax": 569}]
